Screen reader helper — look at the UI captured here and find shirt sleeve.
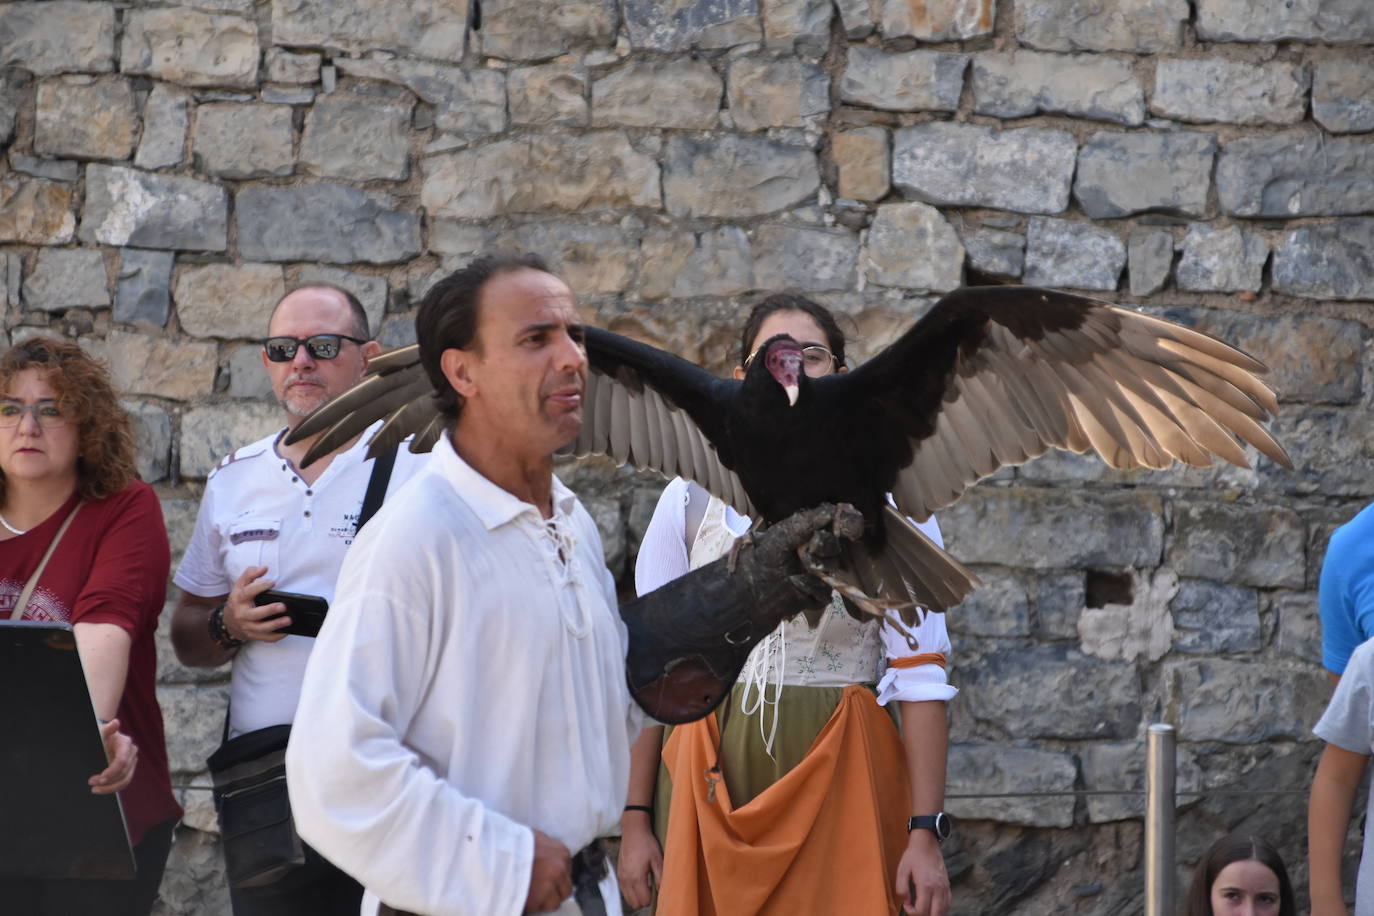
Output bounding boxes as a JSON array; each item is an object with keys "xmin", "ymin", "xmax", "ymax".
[
  {"xmin": 286, "ymin": 531, "xmax": 533, "ymax": 916},
  {"xmin": 876, "ymin": 513, "xmax": 958, "ymax": 705},
  {"xmin": 172, "ymin": 477, "xmax": 231, "ymax": 598},
  {"xmin": 633, "ymin": 478, "xmax": 691, "ymax": 598},
  {"xmin": 71, "ymin": 485, "xmax": 171, "ymax": 635},
  {"xmin": 1321, "ymin": 520, "xmax": 1374, "ymax": 676},
  {"xmin": 1315, "ymin": 639, "xmax": 1374, "ymax": 756}
]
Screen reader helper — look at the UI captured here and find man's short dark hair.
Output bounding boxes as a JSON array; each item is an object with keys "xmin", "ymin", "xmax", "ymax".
[
  {"xmin": 416, "ymin": 253, "xmax": 551, "ymax": 421},
  {"xmin": 270, "ymin": 284, "xmax": 371, "ymax": 339}
]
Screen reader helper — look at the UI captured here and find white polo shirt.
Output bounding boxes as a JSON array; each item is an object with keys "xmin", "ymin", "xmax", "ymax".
[{"xmin": 174, "ymin": 422, "xmax": 427, "ymax": 736}]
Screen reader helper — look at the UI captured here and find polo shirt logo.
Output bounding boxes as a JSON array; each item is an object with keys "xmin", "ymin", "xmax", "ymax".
[{"xmin": 229, "ymin": 528, "xmax": 280, "ymax": 545}]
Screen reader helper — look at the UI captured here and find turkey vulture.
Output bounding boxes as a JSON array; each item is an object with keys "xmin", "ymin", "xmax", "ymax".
[{"xmin": 287, "ymin": 285, "xmax": 1292, "ymax": 618}]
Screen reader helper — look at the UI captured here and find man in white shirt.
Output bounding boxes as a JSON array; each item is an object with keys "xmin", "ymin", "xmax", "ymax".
[{"xmin": 171, "ymin": 284, "xmax": 425, "ymax": 915}]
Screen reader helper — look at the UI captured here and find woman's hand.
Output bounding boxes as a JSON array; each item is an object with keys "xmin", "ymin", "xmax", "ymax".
[
  {"xmin": 895, "ymin": 829, "xmax": 949, "ymax": 916},
  {"xmin": 617, "ymin": 814, "xmax": 663, "ymax": 910},
  {"xmin": 89, "ymin": 718, "xmax": 138, "ymax": 795}
]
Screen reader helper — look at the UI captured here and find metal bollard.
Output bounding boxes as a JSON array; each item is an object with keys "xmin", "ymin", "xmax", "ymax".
[{"xmin": 1145, "ymin": 723, "xmax": 1177, "ymax": 916}]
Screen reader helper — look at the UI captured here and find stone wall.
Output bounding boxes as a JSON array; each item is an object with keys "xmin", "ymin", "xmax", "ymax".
[{"xmin": 3, "ymin": 0, "xmax": 1373, "ymax": 912}]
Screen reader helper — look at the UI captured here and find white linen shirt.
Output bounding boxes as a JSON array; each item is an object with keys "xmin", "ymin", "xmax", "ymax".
[
  {"xmin": 286, "ymin": 432, "xmax": 642, "ymax": 916},
  {"xmin": 173, "ymin": 422, "xmax": 426, "ymax": 735}
]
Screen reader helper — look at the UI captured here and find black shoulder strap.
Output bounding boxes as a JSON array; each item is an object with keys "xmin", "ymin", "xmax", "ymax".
[{"xmin": 357, "ymin": 443, "xmax": 400, "ymax": 534}]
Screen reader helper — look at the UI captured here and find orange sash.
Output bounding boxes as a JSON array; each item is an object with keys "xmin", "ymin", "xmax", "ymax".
[{"xmin": 656, "ymin": 685, "xmax": 910, "ymax": 915}]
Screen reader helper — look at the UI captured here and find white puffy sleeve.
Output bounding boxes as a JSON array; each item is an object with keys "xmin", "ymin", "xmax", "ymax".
[
  {"xmin": 876, "ymin": 513, "xmax": 958, "ymax": 706},
  {"xmin": 633, "ymin": 477, "xmax": 692, "ymax": 597}
]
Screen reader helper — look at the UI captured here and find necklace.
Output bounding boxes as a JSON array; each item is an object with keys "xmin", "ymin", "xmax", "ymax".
[{"xmin": 0, "ymin": 511, "xmax": 27, "ymax": 536}]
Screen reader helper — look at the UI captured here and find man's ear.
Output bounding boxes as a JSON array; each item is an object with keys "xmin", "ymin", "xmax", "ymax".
[
  {"xmin": 440, "ymin": 348, "xmax": 477, "ymax": 399},
  {"xmin": 359, "ymin": 339, "xmax": 382, "ymax": 372}
]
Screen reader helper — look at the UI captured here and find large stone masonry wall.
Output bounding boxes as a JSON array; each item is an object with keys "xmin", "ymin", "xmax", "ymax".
[{"xmin": 3, "ymin": 0, "xmax": 1373, "ymax": 912}]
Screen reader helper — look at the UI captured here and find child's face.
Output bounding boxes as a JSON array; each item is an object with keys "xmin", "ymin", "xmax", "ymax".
[{"xmin": 1210, "ymin": 858, "xmax": 1282, "ymax": 916}]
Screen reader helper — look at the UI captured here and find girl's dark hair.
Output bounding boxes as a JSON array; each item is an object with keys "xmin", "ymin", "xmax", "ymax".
[
  {"xmin": 1182, "ymin": 833, "xmax": 1294, "ymax": 916},
  {"xmin": 737, "ymin": 293, "xmax": 846, "ymax": 369},
  {"xmin": 414, "ymin": 252, "xmax": 551, "ymax": 421}
]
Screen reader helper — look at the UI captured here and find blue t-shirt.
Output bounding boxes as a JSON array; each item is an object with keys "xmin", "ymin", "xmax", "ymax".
[{"xmin": 1321, "ymin": 503, "xmax": 1374, "ymax": 675}]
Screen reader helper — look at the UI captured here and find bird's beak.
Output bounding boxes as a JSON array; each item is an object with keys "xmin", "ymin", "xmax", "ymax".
[{"xmin": 784, "ymin": 383, "xmax": 799, "ymax": 406}]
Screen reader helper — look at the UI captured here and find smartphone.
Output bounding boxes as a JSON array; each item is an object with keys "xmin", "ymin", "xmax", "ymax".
[{"xmin": 252, "ymin": 589, "xmax": 330, "ymax": 638}]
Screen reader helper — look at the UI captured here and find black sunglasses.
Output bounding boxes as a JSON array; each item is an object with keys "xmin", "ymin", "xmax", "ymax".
[{"xmin": 262, "ymin": 334, "xmax": 367, "ymax": 362}]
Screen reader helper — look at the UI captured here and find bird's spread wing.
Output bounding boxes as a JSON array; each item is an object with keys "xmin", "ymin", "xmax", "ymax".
[
  {"xmin": 286, "ymin": 332, "xmax": 756, "ymax": 518},
  {"xmin": 845, "ymin": 286, "xmax": 1292, "ymax": 524},
  {"xmin": 577, "ymin": 328, "xmax": 755, "ymax": 517}
]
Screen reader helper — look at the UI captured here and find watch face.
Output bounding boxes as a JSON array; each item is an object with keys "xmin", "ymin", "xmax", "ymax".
[{"xmin": 934, "ymin": 812, "xmax": 952, "ymax": 840}]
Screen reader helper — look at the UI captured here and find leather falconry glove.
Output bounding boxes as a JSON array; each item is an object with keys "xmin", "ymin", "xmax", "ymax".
[{"xmin": 621, "ymin": 502, "xmax": 864, "ymax": 725}]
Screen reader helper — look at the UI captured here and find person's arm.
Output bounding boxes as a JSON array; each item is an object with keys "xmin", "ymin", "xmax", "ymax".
[
  {"xmin": 896, "ymin": 700, "xmax": 950, "ymax": 916},
  {"xmin": 618, "ymin": 726, "xmax": 665, "ymax": 908},
  {"xmin": 1310, "ymin": 742, "xmax": 1367, "ymax": 915},
  {"xmin": 72, "ymin": 622, "xmax": 138, "ymax": 794},
  {"xmin": 170, "ymin": 565, "xmax": 293, "ymax": 668}
]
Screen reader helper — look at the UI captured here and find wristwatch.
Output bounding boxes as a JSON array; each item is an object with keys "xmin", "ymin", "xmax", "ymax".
[
  {"xmin": 907, "ymin": 812, "xmax": 953, "ymax": 844},
  {"xmin": 208, "ymin": 602, "xmax": 244, "ymax": 650}
]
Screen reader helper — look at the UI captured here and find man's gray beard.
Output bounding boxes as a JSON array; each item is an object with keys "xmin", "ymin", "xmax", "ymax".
[{"xmin": 279, "ymin": 390, "xmax": 326, "ymax": 419}]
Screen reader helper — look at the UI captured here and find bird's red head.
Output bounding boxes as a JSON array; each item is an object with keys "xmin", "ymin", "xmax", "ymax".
[{"xmin": 762, "ymin": 336, "xmax": 803, "ymax": 406}]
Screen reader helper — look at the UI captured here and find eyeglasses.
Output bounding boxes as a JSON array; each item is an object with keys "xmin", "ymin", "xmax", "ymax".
[
  {"xmin": 262, "ymin": 334, "xmax": 368, "ymax": 363},
  {"xmin": 0, "ymin": 401, "xmax": 66, "ymax": 429},
  {"xmin": 744, "ymin": 345, "xmax": 839, "ymax": 378}
]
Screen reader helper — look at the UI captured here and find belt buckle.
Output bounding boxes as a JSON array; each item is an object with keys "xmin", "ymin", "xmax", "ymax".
[{"xmin": 571, "ymin": 840, "xmax": 608, "ymax": 916}]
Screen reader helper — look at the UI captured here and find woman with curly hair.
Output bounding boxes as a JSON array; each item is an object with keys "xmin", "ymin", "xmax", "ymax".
[{"xmin": 0, "ymin": 336, "xmax": 181, "ymax": 915}]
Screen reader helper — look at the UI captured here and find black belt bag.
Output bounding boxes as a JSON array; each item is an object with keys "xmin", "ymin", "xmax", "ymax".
[{"xmin": 207, "ymin": 724, "xmax": 301, "ymax": 888}]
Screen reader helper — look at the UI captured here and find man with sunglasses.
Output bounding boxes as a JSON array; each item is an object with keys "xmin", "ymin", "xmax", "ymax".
[{"xmin": 170, "ymin": 284, "xmax": 428, "ymax": 915}]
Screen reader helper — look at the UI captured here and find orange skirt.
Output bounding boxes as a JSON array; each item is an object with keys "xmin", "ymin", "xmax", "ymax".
[{"xmin": 656, "ymin": 685, "xmax": 910, "ymax": 916}]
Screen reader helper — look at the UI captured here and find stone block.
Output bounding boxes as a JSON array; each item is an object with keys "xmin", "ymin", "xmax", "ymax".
[
  {"xmin": 972, "ymin": 50, "xmax": 1144, "ymax": 126},
  {"xmin": 273, "ymin": 0, "xmax": 468, "ymax": 58},
  {"xmin": 123, "ymin": 399, "xmax": 171, "ymax": 483},
  {"xmin": 82, "ymin": 165, "xmax": 228, "ymax": 252},
  {"xmin": 1314, "ymin": 58, "xmax": 1374, "ymax": 134},
  {"xmin": 624, "ymin": 0, "xmax": 761, "ymax": 51},
  {"xmin": 835, "ymin": 0, "xmax": 874, "ymax": 36},
  {"xmin": 942, "ymin": 487, "xmax": 1163, "ymax": 569},
  {"xmin": 23, "ymin": 248, "xmax": 108, "ymax": 311},
  {"xmin": 227, "ymin": 343, "xmax": 275, "ymax": 401},
  {"xmin": 961, "ymin": 228, "xmax": 1024, "ymax": 280},
  {"xmin": 9, "ymin": 155, "xmax": 78, "ymax": 182},
  {"xmin": 0, "ymin": 178, "xmax": 76, "ymax": 245},
  {"xmin": 1074, "ymin": 130, "xmax": 1215, "ymax": 219},
  {"xmin": 103, "ymin": 329, "xmax": 217, "ymax": 401},
  {"xmin": 1166, "ymin": 502, "xmax": 1305, "ymax": 589},
  {"xmin": 728, "ymin": 59, "xmax": 828, "ymax": 130},
  {"xmin": 159, "ymin": 827, "xmax": 232, "ymax": 916},
  {"xmin": 159, "ymin": 683, "xmax": 229, "ymax": 773},
  {"xmin": 1023, "ymin": 217, "xmax": 1124, "ymax": 291},
  {"xmin": 1196, "ymin": 0, "xmax": 1374, "ymax": 42},
  {"xmin": 945, "ymin": 744, "xmax": 1075, "ymax": 827},
  {"xmin": 752, "ymin": 224, "xmax": 858, "ymax": 292},
  {"xmin": 1079, "ymin": 741, "xmax": 1202, "ymax": 823},
  {"xmin": 508, "ymin": 64, "xmax": 589, "ymax": 128},
  {"xmin": 423, "ymin": 132, "xmax": 660, "ymax": 219},
  {"xmin": 237, "ymin": 185, "xmax": 422, "ymax": 265},
  {"xmin": 193, "ymin": 103, "xmax": 294, "ymax": 179},
  {"xmin": 335, "ymin": 59, "xmax": 506, "ymax": 138},
  {"xmin": 134, "ymin": 84, "xmax": 190, "ymax": 170},
  {"xmin": 1265, "ymin": 406, "xmax": 1374, "ymax": 498},
  {"xmin": 1018, "ymin": 0, "xmax": 1187, "ymax": 53},
  {"xmin": 1031, "ymin": 570, "xmax": 1085, "ymax": 640},
  {"xmin": 1274, "ymin": 592, "xmax": 1321, "ymax": 664},
  {"xmin": 1170, "ymin": 579, "xmax": 1260, "ymax": 654},
  {"xmin": 893, "ymin": 122, "xmax": 1077, "ymax": 214},
  {"xmin": 865, "ymin": 202, "xmax": 963, "ymax": 292},
  {"xmin": 1217, "ymin": 134, "xmax": 1374, "ymax": 218},
  {"xmin": 0, "ymin": 70, "xmax": 24, "ymax": 144},
  {"xmin": 959, "ymin": 644, "xmax": 1141, "ymax": 739},
  {"xmin": 761, "ymin": 0, "xmax": 831, "ymax": 52},
  {"xmin": 639, "ymin": 227, "xmax": 754, "ymax": 300},
  {"xmin": 1169, "ymin": 658, "xmax": 1328, "ymax": 743},
  {"xmin": 946, "ymin": 568, "xmax": 1030, "ymax": 637},
  {"xmin": 1152, "ymin": 59, "xmax": 1308, "ymax": 126},
  {"xmin": 265, "ymin": 48, "xmax": 322, "ymax": 85},
  {"xmin": 1175, "ymin": 224, "xmax": 1267, "ymax": 293},
  {"xmin": 1272, "ymin": 218, "xmax": 1374, "ymax": 301},
  {"xmin": 833, "ymin": 128, "xmax": 889, "ymax": 203},
  {"xmin": 175, "ymin": 263, "xmax": 285, "ymax": 339},
  {"xmin": 261, "ymin": 87, "xmax": 314, "ymax": 105},
  {"xmin": 879, "ymin": 0, "xmax": 994, "ymax": 40},
  {"xmin": 0, "ymin": 1, "xmax": 115, "ymax": 75},
  {"xmin": 841, "ymin": 47, "xmax": 966, "ymax": 112},
  {"xmin": 479, "ymin": 0, "xmax": 617, "ymax": 60},
  {"xmin": 295, "ymin": 266, "xmax": 388, "ymax": 338},
  {"xmin": 427, "ymin": 222, "xmax": 495, "ymax": 259},
  {"xmin": 115, "ymin": 249, "xmax": 174, "ymax": 327},
  {"xmin": 301, "ymin": 94, "xmax": 412, "ymax": 181},
  {"xmin": 591, "ymin": 60, "xmax": 722, "ymax": 129},
  {"xmin": 121, "ymin": 8, "xmax": 258, "ymax": 89},
  {"xmin": 34, "ymin": 76, "xmax": 136, "ymax": 161},
  {"xmin": 492, "ymin": 222, "xmax": 638, "ymax": 295},
  {"xmin": 1127, "ymin": 228, "xmax": 1172, "ymax": 297},
  {"xmin": 663, "ymin": 134, "xmax": 816, "ymax": 218},
  {"xmin": 378, "ymin": 315, "xmax": 417, "ymax": 350},
  {"xmin": 180, "ymin": 403, "xmax": 284, "ymax": 478}
]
